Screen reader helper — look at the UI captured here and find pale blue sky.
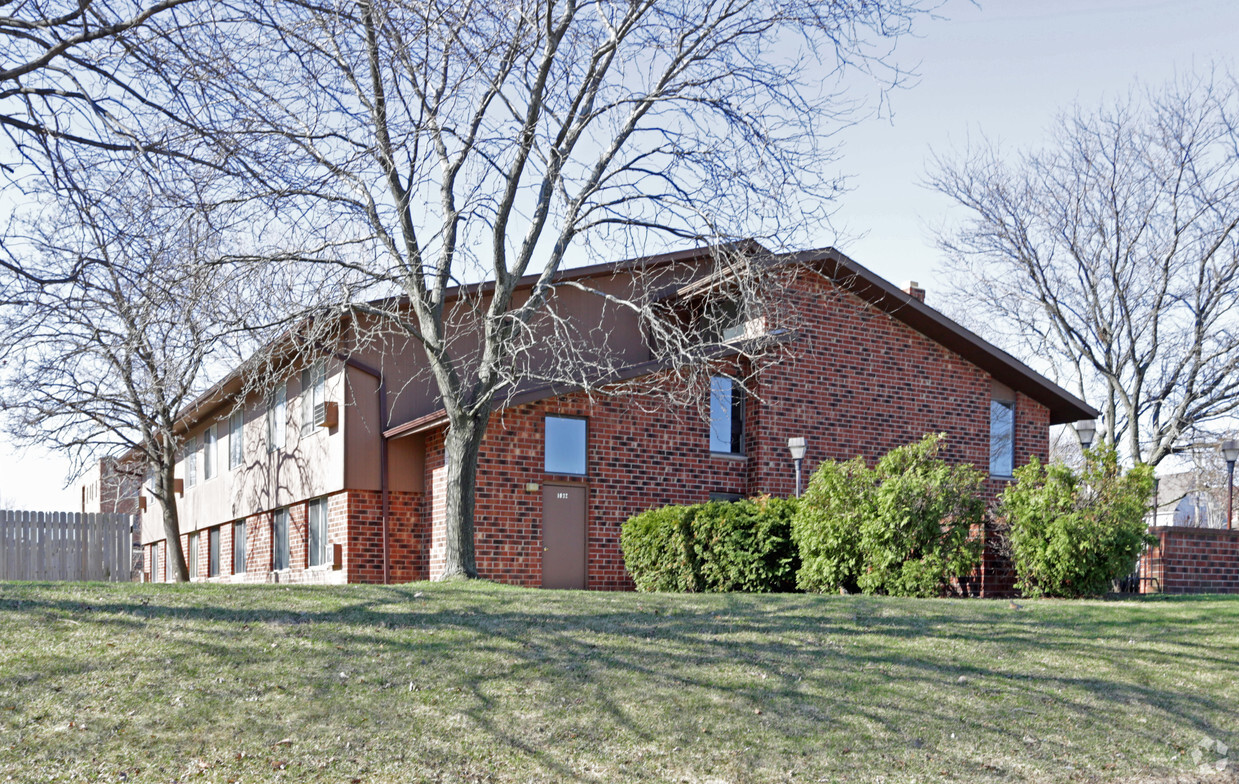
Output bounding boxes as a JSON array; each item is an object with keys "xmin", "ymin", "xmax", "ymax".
[
  {"xmin": 3, "ymin": 0, "xmax": 1236, "ymax": 510},
  {"xmin": 833, "ymin": 0, "xmax": 1239, "ymax": 294}
]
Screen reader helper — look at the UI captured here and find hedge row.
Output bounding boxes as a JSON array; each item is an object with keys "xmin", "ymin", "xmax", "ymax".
[
  {"xmin": 619, "ymin": 496, "xmax": 799, "ymax": 593},
  {"xmin": 621, "ymin": 435, "xmax": 1154, "ymax": 598}
]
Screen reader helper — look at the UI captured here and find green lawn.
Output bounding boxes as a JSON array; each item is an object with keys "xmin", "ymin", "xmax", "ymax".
[{"xmin": 1, "ymin": 582, "xmax": 1236, "ymax": 783}]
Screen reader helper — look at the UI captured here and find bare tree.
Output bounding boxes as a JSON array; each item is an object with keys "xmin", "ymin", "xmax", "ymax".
[
  {"xmin": 166, "ymin": 0, "xmax": 933, "ymax": 579},
  {"xmin": 0, "ymin": 153, "xmax": 272, "ymax": 582},
  {"xmin": 0, "ymin": 0, "xmax": 196, "ymax": 155},
  {"xmin": 0, "ymin": 0, "xmax": 263, "ymax": 295},
  {"xmin": 930, "ymin": 69, "xmax": 1239, "ymax": 465}
]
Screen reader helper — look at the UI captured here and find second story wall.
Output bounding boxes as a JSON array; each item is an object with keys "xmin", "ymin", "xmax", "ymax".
[
  {"xmin": 745, "ymin": 266, "xmax": 1051, "ymax": 498},
  {"xmin": 140, "ymin": 359, "xmax": 348, "ymax": 543},
  {"xmin": 346, "ymin": 256, "xmax": 713, "ymax": 431}
]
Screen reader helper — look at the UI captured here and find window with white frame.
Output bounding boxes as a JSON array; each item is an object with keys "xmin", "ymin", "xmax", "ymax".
[
  {"xmin": 208, "ymin": 526, "xmax": 220, "ymax": 577},
  {"xmin": 267, "ymin": 385, "xmax": 286, "ymax": 452},
  {"xmin": 189, "ymin": 531, "xmax": 199, "ymax": 579},
  {"xmin": 308, "ymin": 497, "xmax": 330, "ymax": 567},
  {"xmin": 233, "ymin": 520, "xmax": 247, "ymax": 574},
  {"xmin": 273, "ymin": 509, "xmax": 289, "ymax": 571},
  {"xmin": 301, "ymin": 362, "xmax": 326, "ymax": 434},
  {"xmin": 203, "ymin": 426, "xmax": 216, "ymax": 481},
  {"xmin": 709, "ymin": 376, "xmax": 744, "ymax": 454},
  {"xmin": 229, "ymin": 410, "xmax": 244, "ymax": 470},
  {"xmin": 184, "ymin": 436, "xmax": 197, "ymax": 488},
  {"xmin": 990, "ymin": 398, "xmax": 1015, "ymax": 478}
]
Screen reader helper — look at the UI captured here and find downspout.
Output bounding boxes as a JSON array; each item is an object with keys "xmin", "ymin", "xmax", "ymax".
[{"xmin": 338, "ymin": 355, "xmax": 391, "ymax": 584}]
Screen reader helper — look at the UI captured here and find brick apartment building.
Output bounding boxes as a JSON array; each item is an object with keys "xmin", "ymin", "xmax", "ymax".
[{"xmin": 135, "ymin": 245, "xmax": 1096, "ymax": 593}]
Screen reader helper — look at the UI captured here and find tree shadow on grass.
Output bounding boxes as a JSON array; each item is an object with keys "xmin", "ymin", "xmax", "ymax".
[{"xmin": 3, "ymin": 582, "xmax": 1238, "ymax": 781}]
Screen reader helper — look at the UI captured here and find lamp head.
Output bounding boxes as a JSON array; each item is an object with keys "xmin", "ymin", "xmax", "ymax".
[
  {"xmin": 1076, "ymin": 419, "xmax": 1096, "ymax": 450},
  {"xmin": 787, "ymin": 436, "xmax": 807, "ymax": 461},
  {"xmin": 1222, "ymin": 439, "xmax": 1239, "ymax": 464}
]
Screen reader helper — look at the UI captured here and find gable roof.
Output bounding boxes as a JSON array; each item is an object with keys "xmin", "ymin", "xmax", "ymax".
[
  {"xmin": 174, "ymin": 241, "xmax": 1097, "ymax": 437},
  {"xmin": 382, "ymin": 244, "xmax": 1096, "ymax": 436}
]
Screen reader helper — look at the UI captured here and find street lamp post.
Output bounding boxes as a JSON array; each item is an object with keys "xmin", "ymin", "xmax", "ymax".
[
  {"xmin": 1223, "ymin": 440, "xmax": 1239, "ymax": 531},
  {"xmin": 788, "ymin": 437, "xmax": 807, "ymax": 497}
]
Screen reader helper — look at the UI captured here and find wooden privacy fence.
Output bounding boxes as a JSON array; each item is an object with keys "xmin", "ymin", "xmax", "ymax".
[{"xmin": 0, "ymin": 510, "xmax": 134, "ymax": 582}]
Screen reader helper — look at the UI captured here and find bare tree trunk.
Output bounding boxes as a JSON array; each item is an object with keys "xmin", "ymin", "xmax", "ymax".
[
  {"xmin": 439, "ymin": 415, "xmax": 489, "ymax": 580},
  {"xmin": 155, "ymin": 460, "xmax": 189, "ymax": 582}
]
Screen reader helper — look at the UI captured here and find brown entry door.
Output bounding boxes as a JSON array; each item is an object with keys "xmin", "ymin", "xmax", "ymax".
[{"xmin": 542, "ymin": 484, "xmax": 587, "ymax": 589}]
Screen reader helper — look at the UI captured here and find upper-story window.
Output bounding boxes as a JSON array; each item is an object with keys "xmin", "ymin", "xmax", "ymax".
[
  {"xmin": 714, "ymin": 298, "xmax": 743, "ymax": 341},
  {"xmin": 184, "ymin": 436, "xmax": 197, "ymax": 488},
  {"xmin": 709, "ymin": 376, "xmax": 744, "ymax": 454},
  {"xmin": 267, "ymin": 385, "xmax": 287, "ymax": 452},
  {"xmin": 203, "ymin": 426, "xmax": 217, "ymax": 481},
  {"xmin": 990, "ymin": 389, "xmax": 1016, "ymax": 478},
  {"xmin": 545, "ymin": 416, "xmax": 587, "ymax": 476},
  {"xmin": 301, "ymin": 363, "xmax": 326, "ymax": 435},
  {"xmin": 228, "ymin": 410, "xmax": 244, "ymax": 470},
  {"xmin": 699, "ymin": 296, "xmax": 764, "ymax": 343}
]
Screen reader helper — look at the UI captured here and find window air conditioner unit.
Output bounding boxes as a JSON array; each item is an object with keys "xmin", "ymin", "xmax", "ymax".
[{"xmin": 315, "ymin": 400, "xmax": 338, "ymax": 429}]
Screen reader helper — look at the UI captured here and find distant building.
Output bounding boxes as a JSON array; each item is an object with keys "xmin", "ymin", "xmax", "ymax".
[
  {"xmin": 78, "ymin": 456, "xmax": 143, "ymax": 515},
  {"xmin": 78, "ymin": 456, "xmax": 144, "ymax": 579},
  {"xmin": 1148, "ymin": 471, "xmax": 1226, "ymax": 529}
]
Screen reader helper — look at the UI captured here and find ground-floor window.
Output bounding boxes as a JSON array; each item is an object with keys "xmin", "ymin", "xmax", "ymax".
[
  {"xmin": 233, "ymin": 520, "xmax": 246, "ymax": 574},
  {"xmin": 188, "ymin": 532, "xmax": 199, "ymax": 579},
  {"xmin": 208, "ymin": 526, "xmax": 220, "ymax": 577},
  {"xmin": 308, "ymin": 498, "xmax": 330, "ymax": 567},
  {"xmin": 273, "ymin": 509, "xmax": 289, "ymax": 571}
]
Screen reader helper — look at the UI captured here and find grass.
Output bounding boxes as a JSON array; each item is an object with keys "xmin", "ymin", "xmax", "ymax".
[{"xmin": 1, "ymin": 583, "xmax": 1237, "ymax": 784}]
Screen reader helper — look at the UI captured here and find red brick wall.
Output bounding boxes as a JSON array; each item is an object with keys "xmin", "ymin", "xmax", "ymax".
[
  {"xmin": 162, "ymin": 495, "xmax": 352, "ymax": 585},
  {"xmin": 1141, "ymin": 526, "xmax": 1239, "ymax": 594},
  {"xmin": 426, "ymin": 431, "xmax": 448, "ymax": 580},
  {"xmin": 248, "ymin": 511, "xmax": 273, "ymax": 575},
  {"xmin": 145, "ymin": 542, "xmax": 161, "ymax": 582},
  {"xmin": 153, "ymin": 491, "xmax": 421, "ymax": 585},
  {"xmin": 345, "ymin": 490, "xmax": 426, "ymax": 583},
  {"xmin": 747, "ymin": 272, "xmax": 1048, "ymax": 493}
]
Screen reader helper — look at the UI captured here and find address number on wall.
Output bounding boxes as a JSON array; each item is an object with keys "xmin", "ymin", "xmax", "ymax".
[{"xmin": 556, "ymin": 492, "xmax": 569, "ymax": 500}]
